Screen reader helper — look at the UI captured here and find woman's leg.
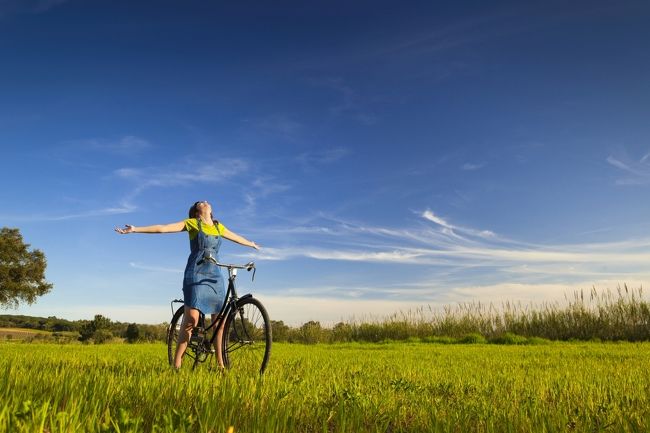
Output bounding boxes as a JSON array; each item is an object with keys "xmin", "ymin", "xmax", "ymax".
[
  {"xmin": 174, "ymin": 306, "xmax": 199, "ymax": 369},
  {"xmin": 211, "ymin": 313, "xmax": 225, "ymax": 368}
]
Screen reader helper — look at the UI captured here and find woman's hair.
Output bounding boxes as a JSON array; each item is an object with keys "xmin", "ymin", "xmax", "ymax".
[
  {"xmin": 188, "ymin": 203, "xmax": 198, "ymax": 219},
  {"xmin": 188, "ymin": 202, "xmax": 214, "ymax": 221}
]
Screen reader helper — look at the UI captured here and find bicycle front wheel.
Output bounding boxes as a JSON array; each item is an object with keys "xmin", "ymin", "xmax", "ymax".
[{"xmin": 222, "ymin": 296, "xmax": 271, "ymax": 375}]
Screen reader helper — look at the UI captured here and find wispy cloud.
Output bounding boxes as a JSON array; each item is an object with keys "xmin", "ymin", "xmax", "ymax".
[
  {"xmin": 87, "ymin": 136, "xmax": 151, "ymax": 154},
  {"xmin": 421, "ymin": 209, "xmax": 496, "ymax": 240},
  {"xmin": 114, "ymin": 157, "xmax": 250, "ymax": 206},
  {"xmin": 250, "ymin": 247, "xmax": 429, "ymax": 264},
  {"xmin": 0, "ymin": 203, "xmax": 136, "ymax": 222},
  {"xmin": 261, "ymin": 277, "xmax": 650, "ymax": 325},
  {"xmin": 309, "ymin": 77, "xmax": 377, "ymax": 125},
  {"xmin": 240, "ymin": 176, "xmax": 293, "ymax": 217},
  {"xmin": 0, "ymin": 0, "xmax": 69, "ymax": 18},
  {"xmin": 45, "ymin": 135, "xmax": 154, "ymax": 170},
  {"xmin": 242, "ymin": 114, "xmax": 303, "ymax": 142},
  {"xmin": 607, "ymin": 153, "xmax": 650, "ymax": 185},
  {"xmin": 295, "ymin": 147, "xmax": 350, "ymax": 172},
  {"xmin": 129, "ymin": 262, "xmax": 183, "ymax": 274},
  {"xmin": 243, "ymin": 211, "xmax": 650, "ymax": 298},
  {"xmin": 379, "ymin": 12, "xmax": 503, "ymax": 60},
  {"xmin": 421, "ymin": 209, "xmax": 453, "ymax": 229},
  {"xmin": 461, "ymin": 162, "xmax": 486, "ymax": 171},
  {"xmin": 115, "ymin": 158, "xmax": 248, "ymax": 187},
  {"xmin": 261, "ymin": 295, "xmax": 431, "ymax": 326},
  {"xmin": 250, "ymin": 241, "xmax": 650, "ymax": 268},
  {"xmin": 63, "ymin": 135, "xmax": 152, "ymax": 155}
]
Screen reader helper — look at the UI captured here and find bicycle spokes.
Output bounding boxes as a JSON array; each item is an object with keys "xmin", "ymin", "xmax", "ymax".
[{"xmin": 222, "ymin": 297, "xmax": 271, "ymax": 375}]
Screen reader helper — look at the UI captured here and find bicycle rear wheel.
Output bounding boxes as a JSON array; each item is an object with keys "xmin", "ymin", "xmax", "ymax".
[{"xmin": 222, "ymin": 296, "xmax": 271, "ymax": 375}]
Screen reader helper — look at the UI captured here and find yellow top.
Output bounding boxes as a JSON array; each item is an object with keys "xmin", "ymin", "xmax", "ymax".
[{"xmin": 184, "ymin": 218, "xmax": 227, "ymax": 240}]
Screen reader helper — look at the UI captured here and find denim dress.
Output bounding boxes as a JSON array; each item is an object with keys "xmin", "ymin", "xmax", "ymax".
[{"xmin": 182, "ymin": 219, "xmax": 226, "ymax": 315}]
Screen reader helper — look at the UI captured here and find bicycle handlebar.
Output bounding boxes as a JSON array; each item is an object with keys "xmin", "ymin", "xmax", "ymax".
[{"xmin": 198, "ymin": 252, "xmax": 255, "ymax": 272}]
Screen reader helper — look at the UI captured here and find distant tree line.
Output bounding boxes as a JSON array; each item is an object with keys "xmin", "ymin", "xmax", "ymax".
[
  {"xmin": 0, "ymin": 314, "xmax": 166, "ymax": 344},
  {"xmin": 4, "ymin": 286, "xmax": 650, "ymax": 344}
]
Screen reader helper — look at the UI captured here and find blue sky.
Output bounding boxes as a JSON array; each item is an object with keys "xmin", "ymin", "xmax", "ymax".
[{"xmin": 2, "ymin": 0, "xmax": 650, "ymax": 325}]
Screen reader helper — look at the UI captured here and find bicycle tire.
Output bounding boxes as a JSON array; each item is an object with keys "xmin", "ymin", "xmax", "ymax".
[{"xmin": 222, "ymin": 296, "xmax": 272, "ymax": 375}]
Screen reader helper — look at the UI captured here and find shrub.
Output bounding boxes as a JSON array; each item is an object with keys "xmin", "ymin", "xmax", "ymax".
[
  {"xmin": 491, "ymin": 333, "xmax": 528, "ymax": 345},
  {"xmin": 460, "ymin": 333, "xmax": 487, "ymax": 344},
  {"xmin": 93, "ymin": 329, "xmax": 114, "ymax": 344},
  {"xmin": 125, "ymin": 323, "xmax": 140, "ymax": 343},
  {"xmin": 421, "ymin": 336, "xmax": 457, "ymax": 344}
]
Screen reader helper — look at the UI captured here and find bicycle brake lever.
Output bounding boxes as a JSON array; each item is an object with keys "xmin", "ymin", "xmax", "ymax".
[{"xmin": 252, "ymin": 267, "xmax": 256, "ymax": 282}]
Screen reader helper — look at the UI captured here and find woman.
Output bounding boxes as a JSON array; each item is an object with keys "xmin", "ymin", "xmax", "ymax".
[{"xmin": 115, "ymin": 200, "xmax": 259, "ymax": 369}]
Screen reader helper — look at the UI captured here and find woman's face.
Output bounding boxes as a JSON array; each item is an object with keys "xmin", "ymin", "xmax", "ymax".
[{"xmin": 195, "ymin": 201, "xmax": 212, "ymax": 215}]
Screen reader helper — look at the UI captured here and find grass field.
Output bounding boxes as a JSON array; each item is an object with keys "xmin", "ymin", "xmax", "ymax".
[
  {"xmin": 2, "ymin": 341, "xmax": 650, "ymax": 432},
  {"xmin": 0, "ymin": 328, "xmax": 80, "ymax": 343},
  {"xmin": 0, "ymin": 327, "xmax": 53, "ymax": 337}
]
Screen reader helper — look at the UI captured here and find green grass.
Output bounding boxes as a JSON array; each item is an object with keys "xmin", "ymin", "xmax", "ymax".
[
  {"xmin": 0, "ymin": 327, "xmax": 53, "ymax": 335},
  {"xmin": 274, "ymin": 286, "xmax": 650, "ymax": 344},
  {"xmin": 2, "ymin": 341, "xmax": 650, "ymax": 432}
]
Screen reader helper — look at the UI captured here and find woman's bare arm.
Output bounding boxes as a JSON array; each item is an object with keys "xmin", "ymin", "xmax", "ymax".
[
  {"xmin": 220, "ymin": 227, "xmax": 260, "ymax": 250},
  {"xmin": 114, "ymin": 221, "xmax": 186, "ymax": 234}
]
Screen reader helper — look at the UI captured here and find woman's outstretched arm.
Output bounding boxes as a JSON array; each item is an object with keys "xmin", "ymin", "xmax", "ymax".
[
  {"xmin": 220, "ymin": 227, "xmax": 260, "ymax": 250},
  {"xmin": 114, "ymin": 221, "xmax": 186, "ymax": 234}
]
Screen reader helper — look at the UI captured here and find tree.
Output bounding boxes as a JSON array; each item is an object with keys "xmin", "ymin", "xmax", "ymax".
[
  {"xmin": 271, "ymin": 320, "xmax": 290, "ymax": 342},
  {"xmin": 0, "ymin": 227, "xmax": 52, "ymax": 308},
  {"xmin": 125, "ymin": 323, "xmax": 140, "ymax": 343},
  {"xmin": 299, "ymin": 321, "xmax": 323, "ymax": 344},
  {"xmin": 92, "ymin": 329, "xmax": 113, "ymax": 344},
  {"xmin": 78, "ymin": 321, "xmax": 95, "ymax": 342},
  {"xmin": 78, "ymin": 314, "xmax": 113, "ymax": 343}
]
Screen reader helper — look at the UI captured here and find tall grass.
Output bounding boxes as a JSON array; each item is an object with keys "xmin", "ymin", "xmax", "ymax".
[
  {"xmin": 280, "ymin": 286, "xmax": 650, "ymax": 343},
  {"xmin": 2, "ymin": 342, "xmax": 650, "ymax": 432}
]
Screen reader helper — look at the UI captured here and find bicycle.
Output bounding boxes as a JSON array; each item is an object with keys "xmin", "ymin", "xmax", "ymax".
[{"xmin": 166, "ymin": 252, "xmax": 271, "ymax": 374}]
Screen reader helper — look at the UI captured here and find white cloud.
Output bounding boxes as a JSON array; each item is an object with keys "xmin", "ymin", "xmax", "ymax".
[
  {"xmin": 243, "ymin": 114, "xmax": 303, "ymax": 142},
  {"xmin": 66, "ymin": 135, "xmax": 152, "ymax": 155},
  {"xmin": 115, "ymin": 159, "xmax": 249, "ymax": 188},
  {"xmin": 309, "ymin": 77, "xmax": 378, "ymax": 125},
  {"xmin": 421, "ymin": 209, "xmax": 499, "ymax": 241},
  {"xmin": 1, "ymin": 203, "xmax": 136, "ymax": 222},
  {"xmin": 260, "ymin": 295, "xmax": 428, "ymax": 326},
  {"xmin": 304, "ymin": 249, "xmax": 426, "ymax": 263},
  {"xmin": 243, "ymin": 211, "xmax": 650, "ymax": 305},
  {"xmin": 461, "ymin": 162, "xmax": 485, "ymax": 171},
  {"xmin": 607, "ymin": 154, "xmax": 650, "ymax": 185},
  {"xmin": 14, "ymin": 277, "xmax": 650, "ymax": 326},
  {"xmin": 129, "ymin": 262, "xmax": 183, "ymax": 274},
  {"xmin": 252, "ymin": 241, "xmax": 650, "ymax": 269},
  {"xmin": 113, "ymin": 158, "xmax": 250, "ymax": 209},
  {"xmin": 296, "ymin": 147, "xmax": 350, "ymax": 167},
  {"xmin": 448, "ymin": 279, "xmax": 650, "ymax": 306},
  {"xmin": 422, "ymin": 209, "xmax": 453, "ymax": 228},
  {"xmin": 114, "ymin": 168, "xmax": 142, "ymax": 178}
]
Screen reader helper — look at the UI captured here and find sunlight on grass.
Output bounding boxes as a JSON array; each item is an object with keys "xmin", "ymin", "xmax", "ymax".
[{"xmin": 2, "ymin": 341, "xmax": 650, "ymax": 432}]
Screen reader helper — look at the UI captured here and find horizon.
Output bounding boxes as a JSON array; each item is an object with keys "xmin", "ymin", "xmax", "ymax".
[{"xmin": 2, "ymin": 0, "xmax": 650, "ymax": 325}]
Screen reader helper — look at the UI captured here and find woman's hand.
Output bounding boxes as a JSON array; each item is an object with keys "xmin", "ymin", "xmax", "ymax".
[
  {"xmin": 115, "ymin": 225, "xmax": 135, "ymax": 234},
  {"xmin": 251, "ymin": 241, "xmax": 261, "ymax": 250}
]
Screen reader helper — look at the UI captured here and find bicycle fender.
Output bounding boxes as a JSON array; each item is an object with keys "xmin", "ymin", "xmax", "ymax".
[{"xmin": 238, "ymin": 293, "xmax": 253, "ymax": 302}]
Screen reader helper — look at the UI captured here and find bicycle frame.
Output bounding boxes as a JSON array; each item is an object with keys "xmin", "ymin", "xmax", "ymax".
[
  {"xmin": 167, "ymin": 256, "xmax": 270, "ymax": 373},
  {"xmin": 169, "ymin": 259, "xmax": 255, "ymax": 351}
]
